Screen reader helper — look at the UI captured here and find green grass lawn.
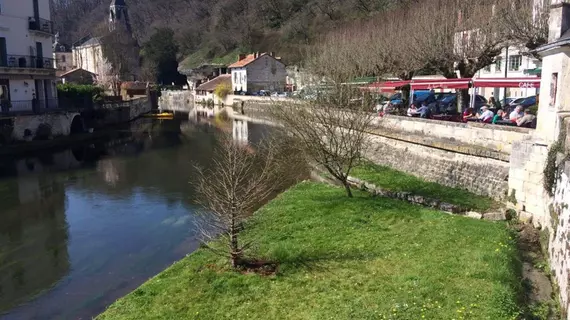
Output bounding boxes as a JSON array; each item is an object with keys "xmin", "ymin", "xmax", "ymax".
[
  {"xmin": 98, "ymin": 182, "xmax": 522, "ymax": 320},
  {"xmin": 351, "ymin": 162, "xmax": 498, "ymax": 212}
]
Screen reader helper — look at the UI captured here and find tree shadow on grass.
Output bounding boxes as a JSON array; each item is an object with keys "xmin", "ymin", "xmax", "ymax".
[{"xmin": 273, "ymin": 247, "xmax": 384, "ymax": 277}]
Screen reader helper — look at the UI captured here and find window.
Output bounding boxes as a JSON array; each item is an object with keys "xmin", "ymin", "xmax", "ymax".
[
  {"xmin": 495, "ymin": 57, "xmax": 502, "ymax": 73},
  {"xmin": 508, "ymin": 55, "xmax": 522, "ymax": 71},
  {"xmin": 61, "ymin": 55, "xmax": 66, "ymax": 63}
]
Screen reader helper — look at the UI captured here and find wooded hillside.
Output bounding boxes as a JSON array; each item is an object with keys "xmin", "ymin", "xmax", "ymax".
[{"xmin": 51, "ymin": 0, "xmax": 411, "ymax": 67}]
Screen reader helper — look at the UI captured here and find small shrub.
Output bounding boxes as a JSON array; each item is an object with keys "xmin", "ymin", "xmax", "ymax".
[
  {"xmin": 214, "ymin": 82, "xmax": 232, "ymax": 100},
  {"xmin": 57, "ymin": 83, "xmax": 105, "ymax": 108}
]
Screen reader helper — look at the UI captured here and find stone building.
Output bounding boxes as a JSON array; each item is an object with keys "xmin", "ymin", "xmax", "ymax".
[
  {"xmin": 71, "ymin": 0, "xmax": 134, "ymax": 77},
  {"xmin": 53, "ymin": 33, "xmax": 73, "ymax": 74},
  {"xmin": 229, "ymin": 52, "xmax": 286, "ymax": 93},
  {"xmin": 0, "ymin": 0, "xmax": 58, "ymax": 113},
  {"xmin": 72, "ymin": 37, "xmax": 103, "ymax": 76}
]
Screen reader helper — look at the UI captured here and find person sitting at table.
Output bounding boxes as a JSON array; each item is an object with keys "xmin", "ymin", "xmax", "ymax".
[
  {"xmin": 463, "ymin": 107, "xmax": 476, "ymax": 121},
  {"xmin": 509, "ymin": 105, "xmax": 524, "ymax": 122},
  {"xmin": 492, "ymin": 110, "xmax": 505, "ymax": 124},
  {"xmin": 516, "ymin": 109, "xmax": 537, "ymax": 127},
  {"xmin": 489, "ymin": 96, "xmax": 501, "ymax": 110},
  {"xmin": 407, "ymin": 103, "xmax": 419, "ymax": 117},
  {"xmin": 478, "ymin": 106, "xmax": 494, "ymax": 123},
  {"xmin": 417, "ymin": 102, "xmax": 431, "ymax": 118}
]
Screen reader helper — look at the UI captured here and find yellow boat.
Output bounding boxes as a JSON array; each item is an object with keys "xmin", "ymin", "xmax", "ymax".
[{"xmin": 144, "ymin": 113, "xmax": 174, "ymax": 119}]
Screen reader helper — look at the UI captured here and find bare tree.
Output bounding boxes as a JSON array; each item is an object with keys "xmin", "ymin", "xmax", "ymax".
[
  {"xmin": 498, "ymin": 0, "xmax": 551, "ymax": 55},
  {"xmin": 194, "ymin": 133, "xmax": 304, "ymax": 268},
  {"xmin": 271, "ymin": 84, "xmax": 374, "ymax": 197},
  {"xmin": 95, "ymin": 58, "xmax": 120, "ymax": 96}
]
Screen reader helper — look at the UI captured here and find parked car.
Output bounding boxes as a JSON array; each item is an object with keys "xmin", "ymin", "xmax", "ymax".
[
  {"xmin": 379, "ymin": 90, "xmax": 431, "ymax": 112},
  {"xmin": 516, "ymin": 95, "xmax": 537, "ymax": 108},
  {"xmin": 503, "ymin": 97, "xmax": 517, "ymax": 107},
  {"xmin": 437, "ymin": 94, "xmax": 488, "ymax": 113}
]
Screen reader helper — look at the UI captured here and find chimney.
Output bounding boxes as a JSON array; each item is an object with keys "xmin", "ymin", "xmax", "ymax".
[
  {"xmin": 238, "ymin": 54, "xmax": 247, "ymax": 61},
  {"xmin": 548, "ymin": 2, "xmax": 570, "ymax": 42},
  {"xmin": 254, "ymin": 52, "xmax": 260, "ymax": 58},
  {"xmin": 269, "ymin": 51, "xmax": 275, "ymax": 57}
]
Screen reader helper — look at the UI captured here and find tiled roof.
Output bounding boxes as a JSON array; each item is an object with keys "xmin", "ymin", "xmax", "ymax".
[
  {"xmin": 59, "ymin": 68, "xmax": 97, "ymax": 77},
  {"xmin": 196, "ymin": 74, "xmax": 231, "ymax": 91},
  {"xmin": 228, "ymin": 54, "xmax": 257, "ymax": 68}
]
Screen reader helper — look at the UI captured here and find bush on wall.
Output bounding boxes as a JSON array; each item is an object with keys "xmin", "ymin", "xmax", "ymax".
[{"xmin": 57, "ymin": 83, "xmax": 106, "ymax": 108}]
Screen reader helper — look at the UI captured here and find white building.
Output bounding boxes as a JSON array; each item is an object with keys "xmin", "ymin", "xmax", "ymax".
[
  {"xmin": 0, "ymin": 0, "xmax": 58, "ymax": 113},
  {"xmin": 53, "ymin": 33, "xmax": 73, "ymax": 75},
  {"xmin": 229, "ymin": 52, "xmax": 286, "ymax": 93},
  {"xmin": 474, "ymin": 47, "xmax": 541, "ymax": 100},
  {"xmin": 71, "ymin": 0, "xmax": 133, "ymax": 78},
  {"xmin": 72, "ymin": 37, "xmax": 103, "ymax": 76}
]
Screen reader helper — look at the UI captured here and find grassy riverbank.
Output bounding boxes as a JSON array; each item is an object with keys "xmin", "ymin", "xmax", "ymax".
[
  {"xmin": 351, "ymin": 162, "xmax": 498, "ymax": 212},
  {"xmin": 98, "ymin": 182, "xmax": 522, "ymax": 320}
]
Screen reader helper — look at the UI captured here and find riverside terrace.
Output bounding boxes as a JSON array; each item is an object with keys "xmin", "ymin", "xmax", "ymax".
[{"xmin": 367, "ymin": 77, "xmax": 540, "ymax": 126}]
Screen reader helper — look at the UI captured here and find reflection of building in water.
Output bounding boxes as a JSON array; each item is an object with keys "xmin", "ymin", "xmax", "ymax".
[
  {"xmin": 0, "ymin": 162, "xmax": 70, "ymax": 312},
  {"xmin": 96, "ymin": 158, "xmax": 125, "ymax": 186}
]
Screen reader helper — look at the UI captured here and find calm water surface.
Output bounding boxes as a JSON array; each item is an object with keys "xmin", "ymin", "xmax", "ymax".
[{"xmin": 0, "ymin": 118, "xmax": 232, "ymax": 319}]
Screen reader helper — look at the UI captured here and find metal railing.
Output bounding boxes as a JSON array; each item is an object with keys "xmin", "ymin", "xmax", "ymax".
[
  {"xmin": 28, "ymin": 17, "xmax": 54, "ymax": 35},
  {"xmin": 0, "ymin": 55, "xmax": 55, "ymax": 69},
  {"xmin": 1, "ymin": 99, "xmax": 60, "ymax": 115}
]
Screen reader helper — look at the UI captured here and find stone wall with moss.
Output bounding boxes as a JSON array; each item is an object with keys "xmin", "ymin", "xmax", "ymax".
[{"xmin": 549, "ymin": 161, "xmax": 570, "ymax": 316}]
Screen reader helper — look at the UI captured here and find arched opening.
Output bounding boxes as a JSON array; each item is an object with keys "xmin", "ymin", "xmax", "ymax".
[{"xmin": 70, "ymin": 115, "xmax": 85, "ymax": 135}]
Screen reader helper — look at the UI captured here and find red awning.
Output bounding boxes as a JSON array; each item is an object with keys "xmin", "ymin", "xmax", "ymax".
[
  {"xmin": 409, "ymin": 78, "xmax": 471, "ymax": 90},
  {"xmin": 366, "ymin": 80, "xmax": 411, "ymax": 92},
  {"xmin": 472, "ymin": 77, "xmax": 541, "ymax": 88}
]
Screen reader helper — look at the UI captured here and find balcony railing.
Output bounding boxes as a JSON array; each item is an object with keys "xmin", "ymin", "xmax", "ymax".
[
  {"xmin": 0, "ymin": 55, "xmax": 55, "ymax": 70},
  {"xmin": 1, "ymin": 99, "xmax": 60, "ymax": 115},
  {"xmin": 28, "ymin": 17, "xmax": 54, "ymax": 35}
]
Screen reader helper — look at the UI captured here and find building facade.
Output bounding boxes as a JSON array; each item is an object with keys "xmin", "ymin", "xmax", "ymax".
[
  {"xmin": 474, "ymin": 47, "xmax": 541, "ymax": 100},
  {"xmin": 53, "ymin": 33, "xmax": 73, "ymax": 74},
  {"xmin": 72, "ymin": 37, "xmax": 103, "ymax": 76},
  {"xmin": 229, "ymin": 53, "xmax": 286, "ymax": 93},
  {"xmin": 0, "ymin": 0, "xmax": 58, "ymax": 113}
]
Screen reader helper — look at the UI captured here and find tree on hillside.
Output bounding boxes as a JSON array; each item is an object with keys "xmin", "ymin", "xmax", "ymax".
[
  {"xmin": 194, "ymin": 133, "xmax": 304, "ymax": 269},
  {"xmin": 140, "ymin": 28, "xmax": 186, "ymax": 85}
]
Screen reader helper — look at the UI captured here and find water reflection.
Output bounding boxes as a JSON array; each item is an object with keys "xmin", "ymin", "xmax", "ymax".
[{"xmin": 0, "ymin": 118, "xmax": 221, "ymax": 319}]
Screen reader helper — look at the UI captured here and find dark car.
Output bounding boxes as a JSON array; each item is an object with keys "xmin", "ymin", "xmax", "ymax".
[{"xmin": 437, "ymin": 94, "xmax": 488, "ymax": 113}]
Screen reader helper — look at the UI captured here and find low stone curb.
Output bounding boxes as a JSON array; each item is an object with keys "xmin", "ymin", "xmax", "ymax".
[{"xmin": 346, "ymin": 176, "xmax": 507, "ymax": 221}]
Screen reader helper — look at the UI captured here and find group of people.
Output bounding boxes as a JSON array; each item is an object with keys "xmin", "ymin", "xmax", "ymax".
[
  {"xmin": 406, "ymin": 101, "xmax": 432, "ymax": 118},
  {"xmin": 463, "ymin": 101, "xmax": 536, "ymax": 127}
]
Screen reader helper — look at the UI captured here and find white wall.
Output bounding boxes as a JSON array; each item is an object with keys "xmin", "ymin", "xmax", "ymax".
[
  {"xmin": 73, "ymin": 44, "xmax": 103, "ymax": 75},
  {"xmin": 231, "ymin": 68, "xmax": 247, "ymax": 92},
  {"xmin": 0, "ymin": 0, "xmax": 53, "ymax": 59},
  {"xmin": 536, "ymin": 49, "xmax": 570, "ymax": 144},
  {"xmin": 475, "ymin": 47, "xmax": 540, "ymax": 100},
  {"xmin": 9, "ymin": 79, "xmax": 35, "ymax": 101}
]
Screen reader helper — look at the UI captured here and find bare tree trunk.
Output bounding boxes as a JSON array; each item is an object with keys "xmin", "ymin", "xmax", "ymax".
[
  {"xmin": 229, "ymin": 207, "xmax": 239, "ymax": 268},
  {"xmin": 343, "ymin": 180, "xmax": 353, "ymax": 198},
  {"xmin": 457, "ymin": 88, "xmax": 469, "ymax": 113}
]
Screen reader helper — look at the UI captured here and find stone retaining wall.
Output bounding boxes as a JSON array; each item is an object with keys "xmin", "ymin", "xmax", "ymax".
[
  {"xmin": 158, "ymin": 91, "xmax": 195, "ymax": 115},
  {"xmin": 374, "ymin": 115, "xmax": 532, "ymax": 155},
  {"xmin": 548, "ymin": 161, "xmax": 570, "ymax": 316},
  {"xmin": 12, "ymin": 113, "xmax": 80, "ymax": 140},
  {"xmin": 365, "ymin": 131, "xmax": 510, "ymax": 199}
]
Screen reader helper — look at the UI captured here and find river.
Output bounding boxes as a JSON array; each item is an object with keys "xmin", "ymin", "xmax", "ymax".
[{"xmin": 0, "ymin": 118, "xmax": 264, "ymax": 320}]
